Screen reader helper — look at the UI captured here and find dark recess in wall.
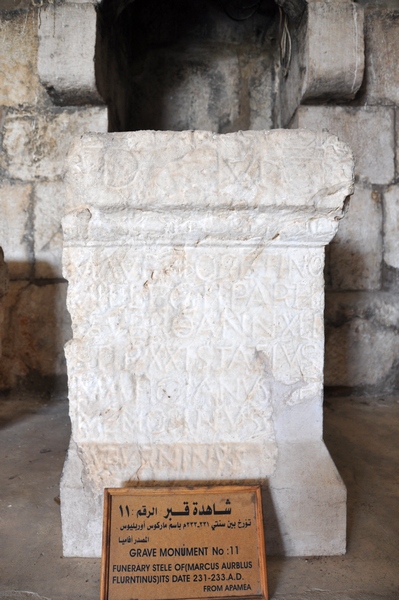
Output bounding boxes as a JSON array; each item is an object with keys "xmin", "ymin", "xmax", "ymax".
[{"xmin": 96, "ymin": 0, "xmax": 279, "ymax": 132}]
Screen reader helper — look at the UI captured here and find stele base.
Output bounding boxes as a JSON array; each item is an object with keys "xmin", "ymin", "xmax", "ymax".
[{"xmin": 61, "ymin": 129, "xmax": 353, "ymax": 557}]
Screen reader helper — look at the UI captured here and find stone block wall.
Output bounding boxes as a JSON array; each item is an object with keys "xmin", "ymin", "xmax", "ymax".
[
  {"xmin": 0, "ymin": 7, "xmax": 107, "ymax": 390},
  {"xmin": 291, "ymin": 1, "xmax": 399, "ymax": 394},
  {"xmin": 0, "ymin": 248, "xmax": 9, "ymax": 359},
  {"xmin": 0, "ymin": 0, "xmax": 399, "ymax": 396}
]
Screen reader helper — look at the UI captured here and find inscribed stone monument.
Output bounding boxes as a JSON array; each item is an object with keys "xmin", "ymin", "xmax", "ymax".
[{"xmin": 61, "ymin": 129, "xmax": 354, "ymax": 557}]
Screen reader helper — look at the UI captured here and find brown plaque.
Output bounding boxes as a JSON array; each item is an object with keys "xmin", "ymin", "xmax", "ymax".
[{"xmin": 100, "ymin": 485, "xmax": 268, "ymax": 600}]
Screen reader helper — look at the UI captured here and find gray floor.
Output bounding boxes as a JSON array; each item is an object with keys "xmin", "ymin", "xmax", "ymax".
[{"xmin": 0, "ymin": 390, "xmax": 398, "ymax": 600}]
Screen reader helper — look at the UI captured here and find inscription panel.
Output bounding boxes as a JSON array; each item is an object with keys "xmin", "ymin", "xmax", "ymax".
[
  {"xmin": 65, "ymin": 245, "xmax": 325, "ymax": 446},
  {"xmin": 80, "ymin": 443, "xmax": 277, "ymax": 491},
  {"xmin": 66, "ymin": 129, "xmax": 354, "ymax": 214}
]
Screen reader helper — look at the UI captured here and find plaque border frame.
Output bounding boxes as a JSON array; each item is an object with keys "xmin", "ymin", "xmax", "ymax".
[{"xmin": 100, "ymin": 484, "xmax": 268, "ymax": 600}]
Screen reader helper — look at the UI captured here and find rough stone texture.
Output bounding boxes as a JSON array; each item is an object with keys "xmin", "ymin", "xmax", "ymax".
[
  {"xmin": 291, "ymin": 106, "xmax": 395, "ymax": 185},
  {"xmin": 0, "ymin": 281, "xmax": 72, "ymax": 390},
  {"xmin": 0, "ymin": 183, "xmax": 33, "ymax": 279},
  {"xmin": 0, "ymin": 248, "xmax": 9, "ymax": 359},
  {"xmin": 1, "ymin": 108, "xmax": 108, "ymax": 181},
  {"xmin": 38, "ymin": 3, "xmax": 103, "ymax": 105},
  {"xmin": 33, "ymin": 181, "xmax": 65, "ymax": 280},
  {"xmin": 0, "ymin": 3, "xmax": 108, "ymax": 392},
  {"xmin": 289, "ymin": 7, "xmax": 399, "ymax": 396},
  {"xmin": 327, "ymin": 185, "xmax": 382, "ymax": 291},
  {"xmin": 383, "ymin": 186, "xmax": 399, "ymax": 271},
  {"xmin": 0, "ymin": 11, "xmax": 39, "ymax": 107},
  {"xmin": 0, "ymin": 0, "xmax": 31, "ymax": 8},
  {"xmin": 359, "ymin": 6, "xmax": 399, "ymax": 105},
  {"xmin": 61, "ymin": 128, "xmax": 353, "ymax": 557},
  {"xmin": 133, "ymin": 49, "xmax": 241, "ymax": 132},
  {"xmin": 248, "ymin": 57, "xmax": 274, "ymax": 131},
  {"xmin": 303, "ymin": 1, "xmax": 364, "ymax": 101},
  {"xmin": 325, "ymin": 292, "xmax": 399, "ymax": 391},
  {"xmin": 278, "ymin": 0, "xmax": 364, "ymax": 126},
  {"xmin": 275, "ymin": 0, "xmax": 306, "ymax": 25},
  {"xmin": 97, "ymin": 1, "xmax": 276, "ymax": 133}
]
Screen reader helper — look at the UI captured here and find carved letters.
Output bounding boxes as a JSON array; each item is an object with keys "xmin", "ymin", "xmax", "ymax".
[
  {"xmin": 61, "ymin": 129, "xmax": 354, "ymax": 557},
  {"xmin": 66, "ymin": 245, "xmax": 324, "ymax": 449}
]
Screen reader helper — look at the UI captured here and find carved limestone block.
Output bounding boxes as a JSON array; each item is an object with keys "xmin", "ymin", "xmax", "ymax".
[
  {"xmin": 278, "ymin": 0, "xmax": 365, "ymax": 126},
  {"xmin": 61, "ymin": 129, "xmax": 354, "ymax": 557},
  {"xmin": 38, "ymin": 2, "xmax": 103, "ymax": 106}
]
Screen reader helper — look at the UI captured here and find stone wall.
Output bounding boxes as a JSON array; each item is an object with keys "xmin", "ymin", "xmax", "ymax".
[
  {"xmin": 0, "ymin": 0, "xmax": 399, "ymax": 395},
  {"xmin": 0, "ymin": 248, "xmax": 9, "ymax": 359},
  {"xmin": 292, "ymin": 2, "xmax": 399, "ymax": 395},
  {"xmin": 0, "ymin": 6, "xmax": 107, "ymax": 390}
]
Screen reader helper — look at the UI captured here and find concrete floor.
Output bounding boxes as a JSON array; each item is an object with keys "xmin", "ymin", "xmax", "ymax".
[{"xmin": 0, "ymin": 390, "xmax": 398, "ymax": 600}]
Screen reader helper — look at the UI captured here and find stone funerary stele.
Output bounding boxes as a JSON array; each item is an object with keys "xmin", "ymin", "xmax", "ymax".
[{"xmin": 61, "ymin": 129, "xmax": 354, "ymax": 557}]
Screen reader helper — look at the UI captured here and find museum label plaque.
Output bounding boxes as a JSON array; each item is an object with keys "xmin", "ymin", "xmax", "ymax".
[{"xmin": 100, "ymin": 485, "xmax": 268, "ymax": 600}]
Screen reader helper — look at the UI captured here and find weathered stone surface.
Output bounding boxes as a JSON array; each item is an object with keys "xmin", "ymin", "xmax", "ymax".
[
  {"xmin": 65, "ymin": 129, "xmax": 353, "ymax": 217},
  {"xmin": 34, "ymin": 180, "xmax": 65, "ymax": 279},
  {"xmin": 0, "ymin": 183, "xmax": 32, "ymax": 279},
  {"xmin": 325, "ymin": 292, "xmax": 399, "ymax": 390},
  {"xmin": 248, "ymin": 56, "xmax": 274, "ymax": 131},
  {"xmin": 0, "ymin": 0, "xmax": 31, "ymax": 8},
  {"xmin": 278, "ymin": 0, "xmax": 364, "ymax": 126},
  {"xmin": 38, "ymin": 3, "xmax": 103, "ymax": 105},
  {"xmin": 383, "ymin": 185, "xmax": 399, "ymax": 271},
  {"xmin": 292, "ymin": 106, "xmax": 395, "ymax": 185},
  {"xmin": 0, "ymin": 11, "xmax": 40, "ymax": 107},
  {"xmin": 98, "ymin": 0, "xmax": 276, "ymax": 132},
  {"xmin": 0, "ymin": 281, "xmax": 71, "ymax": 390},
  {"xmin": 360, "ymin": 7, "xmax": 399, "ymax": 105},
  {"xmin": 328, "ymin": 185, "xmax": 382, "ymax": 290},
  {"xmin": 0, "ymin": 248, "xmax": 9, "ymax": 359},
  {"xmin": 1, "ymin": 108, "xmax": 108, "ymax": 181},
  {"xmin": 132, "ymin": 49, "xmax": 241, "ymax": 132},
  {"xmin": 302, "ymin": 0, "xmax": 364, "ymax": 101},
  {"xmin": 103, "ymin": 46, "xmax": 273, "ymax": 133},
  {"xmin": 275, "ymin": 0, "xmax": 306, "ymax": 25},
  {"xmin": 61, "ymin": 129, "xmax": 353, "ymax": 557}
]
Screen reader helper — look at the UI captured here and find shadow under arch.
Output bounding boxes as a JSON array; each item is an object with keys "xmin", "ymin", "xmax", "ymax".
[{"xmin": 95, "ymin": 0, "xmax": 282, "ymax": 133}]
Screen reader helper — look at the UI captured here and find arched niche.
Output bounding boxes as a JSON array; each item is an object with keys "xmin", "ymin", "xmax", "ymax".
[
  {"xmin": 95, "ymin": 0, "xmax": 282, "ymax": 132},
  {"xmin": 38, "ymin": 0, "xmax": 364, "ymax": 129}
]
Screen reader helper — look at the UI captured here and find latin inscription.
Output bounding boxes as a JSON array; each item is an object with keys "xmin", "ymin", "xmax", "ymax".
[{"xmin": 66, "ymin": 246, "xmax": 325, "ymax": 444}]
